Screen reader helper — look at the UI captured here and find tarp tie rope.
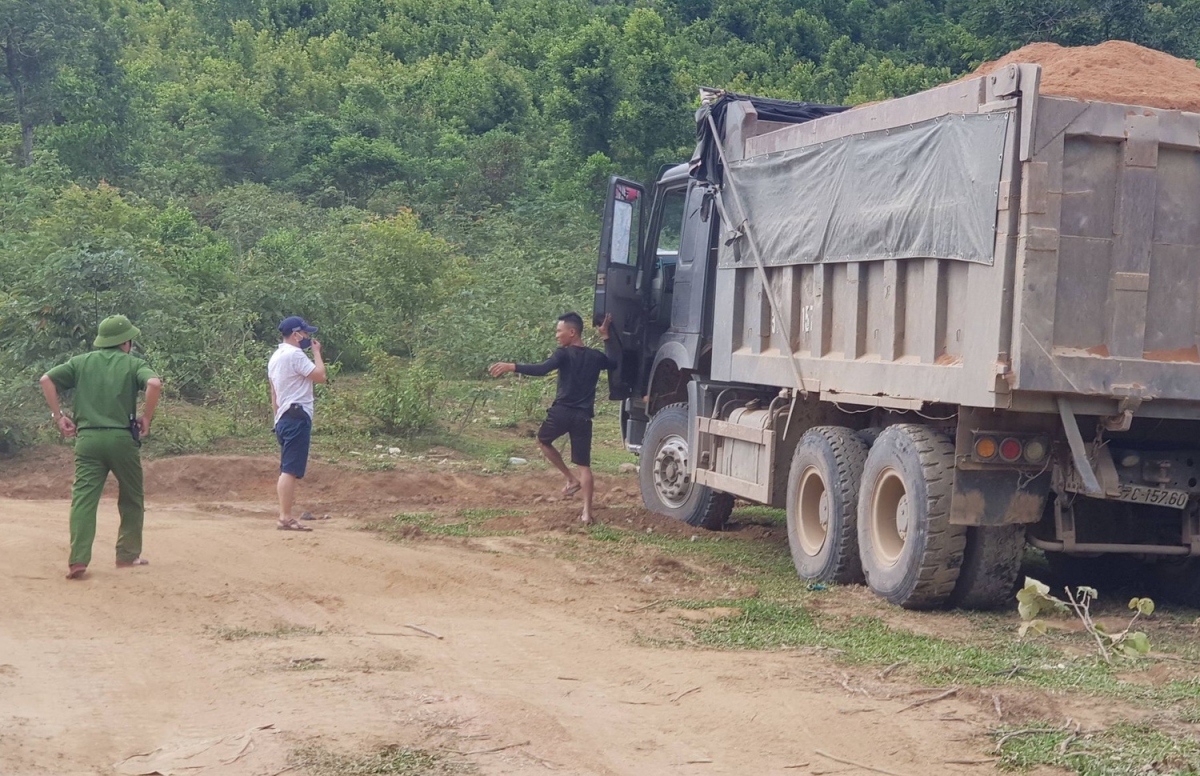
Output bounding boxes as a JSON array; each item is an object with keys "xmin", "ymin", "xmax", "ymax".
[{"xmin": 706, "ymin": 112, "xmax": 810, "ymax": 400}]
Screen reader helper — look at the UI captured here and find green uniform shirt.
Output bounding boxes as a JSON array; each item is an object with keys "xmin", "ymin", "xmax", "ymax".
[{"xmin": 46, "ymin": 349, "xmax": 158, "ymax": 430}]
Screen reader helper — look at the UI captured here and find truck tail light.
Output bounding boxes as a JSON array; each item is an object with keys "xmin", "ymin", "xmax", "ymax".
[
  {"xmin": 1023, "ymin": 439, "xmax": 1048, "ymax": 464},
  {"xmin": 972, "ymin": 432, "xmax": 1051, "ymax": 466},
  {"xmin": 999, "ymin": 437, "xmax": 1023, "ymax": 462},
  {"xmin": 974, "ymin": 436, "xmax": 997, "ymax": 460}
]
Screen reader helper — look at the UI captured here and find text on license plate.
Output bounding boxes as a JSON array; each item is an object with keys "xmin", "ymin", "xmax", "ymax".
[
  {"xmin": 1113, "ymin": 484, "xmax": 1190, "ymax": 509},
  {"xmin": 1064, "ymin": 472, "xmax": 1190, "ymax": 509}
]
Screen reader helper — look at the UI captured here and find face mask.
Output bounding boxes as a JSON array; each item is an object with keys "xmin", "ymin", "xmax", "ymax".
[{"xmin": 298, "ymin": 337, "xmax": 312, "ymax": 349}]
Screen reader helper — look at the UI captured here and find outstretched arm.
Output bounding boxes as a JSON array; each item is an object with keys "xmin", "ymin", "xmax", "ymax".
[
  {"xmin": 491, "ymin": 350, "xmax": 563, "ymax": 378},
  {"xmin": 489, "ymin": 362, "xmax": 516, "ymax": 378}
]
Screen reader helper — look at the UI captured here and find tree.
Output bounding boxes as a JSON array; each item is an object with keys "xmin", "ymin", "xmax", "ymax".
[{"xmin": 0, "ymin": 0, "xmax": 95, "ymax": 166}]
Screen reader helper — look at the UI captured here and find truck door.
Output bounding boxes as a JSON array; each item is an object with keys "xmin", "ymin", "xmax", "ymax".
[{"xmin": 594, "ymin": 177, "xmax": 645, "ymax": 399}]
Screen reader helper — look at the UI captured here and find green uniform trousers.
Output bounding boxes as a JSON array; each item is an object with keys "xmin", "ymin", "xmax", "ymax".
[{"xmin": 69, "ymin": 429, "xmax": 144, "ymax": 567}]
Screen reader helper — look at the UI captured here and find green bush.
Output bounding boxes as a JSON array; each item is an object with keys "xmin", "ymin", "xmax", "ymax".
[{"xmin": 359, "ymin": 354, "xmax": 442, "ymax": 436}]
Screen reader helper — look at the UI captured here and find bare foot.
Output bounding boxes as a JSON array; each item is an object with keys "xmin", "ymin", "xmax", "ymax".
[{"xmin": 580, "ymin": 512, "xmax": 593, "ymax": 525}]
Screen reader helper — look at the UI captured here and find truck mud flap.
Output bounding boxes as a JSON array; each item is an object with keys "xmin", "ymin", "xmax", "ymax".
[{"xmin": 951, "ymin": 468, "xmax": 1050, "ymax": 526}]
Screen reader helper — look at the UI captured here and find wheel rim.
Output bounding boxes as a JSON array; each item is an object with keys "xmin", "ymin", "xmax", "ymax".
[
  {"xmin": 796, "ymin": 466, "xmax": 829, "ymax": 556},
  {"xmin": 870, "ymin": 468, "xmax": 909, "ymax": 567},
  {"xmin": 653, "ymin": 433, "xmax": 692, "ymax": 509}
]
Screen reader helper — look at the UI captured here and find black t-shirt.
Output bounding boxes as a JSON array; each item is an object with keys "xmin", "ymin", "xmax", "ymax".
[{"xmin": 515, "ymin": 342, "xmax": 620, "ymax": 416}]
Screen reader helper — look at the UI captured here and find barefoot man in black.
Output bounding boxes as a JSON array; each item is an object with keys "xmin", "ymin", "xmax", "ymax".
[{"xmin": 490, "ymin": 312, "xmax": 618, "ymax": 524}]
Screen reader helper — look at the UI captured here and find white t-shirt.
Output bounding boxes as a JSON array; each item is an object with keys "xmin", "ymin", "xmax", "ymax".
[{"xmin": 268, "ymin": 343, "xmax": 317, "ymax": 425}]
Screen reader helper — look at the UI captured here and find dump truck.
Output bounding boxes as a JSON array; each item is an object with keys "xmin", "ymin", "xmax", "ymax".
[{"xmin": 592, "ymin": 63, "xmax": 1200, "ymax": 609}]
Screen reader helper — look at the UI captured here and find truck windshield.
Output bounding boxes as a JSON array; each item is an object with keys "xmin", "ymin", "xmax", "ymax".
[{"xmin": 656, "ymin": 188, "xmax": 687, "ymax": 263}]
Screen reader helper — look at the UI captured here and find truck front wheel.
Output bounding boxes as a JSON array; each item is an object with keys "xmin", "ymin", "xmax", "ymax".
[
  {"xmin": 857, "ymin": 425, "xmax": 966, "ymax": 609},
  {"xmin": 640, "ymin": 403, "xmax": 733, "ymax": 530},
  {"xmin": 786, "ymin": 427, "xmax": 868, "ymax": 584}
]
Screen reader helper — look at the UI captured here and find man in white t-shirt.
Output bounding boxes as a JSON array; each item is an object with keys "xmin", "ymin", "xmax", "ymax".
[{"xmin": 268, "ymin": 316, "xmax": 327, "ymax": 531}]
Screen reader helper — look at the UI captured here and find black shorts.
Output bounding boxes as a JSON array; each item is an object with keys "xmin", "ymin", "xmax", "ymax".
[
  {"xmin": 537, "ymin": 405, "xmax": 593, "ymax": 467},
  {"xmin": 275, "ymin": 405, "xmax": 312, "ymax": 479}
]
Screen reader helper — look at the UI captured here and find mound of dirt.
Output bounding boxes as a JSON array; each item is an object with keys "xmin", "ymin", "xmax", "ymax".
[{"xmin": 973, "ymin": 40, "xmax": 1200, "ymax": 112}]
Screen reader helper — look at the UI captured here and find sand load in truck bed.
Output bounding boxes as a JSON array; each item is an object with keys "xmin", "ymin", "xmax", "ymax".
[{"xmin": 971, "ymin": 40, "xmax": 1200, "ymax": 113}]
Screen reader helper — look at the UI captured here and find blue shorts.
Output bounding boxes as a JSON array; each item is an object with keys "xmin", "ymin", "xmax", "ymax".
[{"xmin": 275, "ymin": 406, "xmax": 312, "ymax": 479}]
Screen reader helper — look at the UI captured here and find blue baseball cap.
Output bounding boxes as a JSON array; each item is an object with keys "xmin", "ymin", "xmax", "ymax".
[{"xmin": 279, "ymin": 316, "xmax": 318, "ymax": 335}]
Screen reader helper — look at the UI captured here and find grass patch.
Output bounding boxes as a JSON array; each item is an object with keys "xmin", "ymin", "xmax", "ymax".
[
  {"xmin": 366, "ymin": 508, "xmax": 528, "ymax": 540},
  {"xmin": 209, "ymin": 625, "xmax": 322, "ymax": 641},
  {"xmin": 729, "ymin": 504, "xmax": 786, "ymax": 527},
  {"xmin": 575, "ymin": 520, "xmax": 797, "ymax": 595},
  {"xmin": 994, "ymin": 721, "xmax": 1200, "ymax": 775},
  {"xmin": 290, "ymin": 744, "xmax": 471, "ymax": 775},
  {"xmin": 672, "ymin": 598, "xmax": 1200, "ymax": 717}
]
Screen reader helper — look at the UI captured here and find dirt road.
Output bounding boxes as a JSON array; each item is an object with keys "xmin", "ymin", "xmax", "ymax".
[{"xmin": 2, "ymin": 454, "xmax": 1034, "ymax": 775}]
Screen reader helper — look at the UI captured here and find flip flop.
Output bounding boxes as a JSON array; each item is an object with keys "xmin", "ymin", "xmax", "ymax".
[
  {"xmin": 277, "ymin": 517, "xmax": 313, "ymax": 532},
  {"xmin": 562, "ymin": 483, "xmax": 582, "ymax": 497},
  {"xmin": 66, "ymin": 564, "xmax": 87, "ymax": 580},
  {"xmin": 116, "ymin": 558, "xmax": 149, "ymax": 568}
]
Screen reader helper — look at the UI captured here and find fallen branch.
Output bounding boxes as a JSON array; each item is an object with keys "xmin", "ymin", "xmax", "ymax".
[
  {"xmin": 557, "ymin": 676, "xmax": 581, "ymax": 681},
  {"xmin": 992, "ymin": 694, "xmax": 1003, "ymax": 719},
  {"xmin": 617, "ymin": 599, "xmax": 665, "ymax": 613},
  {"xmin": 839, "ymin": 674, "xmax": 872, "ymax": 698},
  {"xmin": 815, "ymin": 749, "xmax": 911, "ymax": 776},
  {"xmin": 945, "ymin": 758, "xmax": 998, "ymax": 765},
  {"xmin": 878, "ymin": 660, "xmax": 908, "ymax": 679},
  {"xmin": 443, "ymin": 740, "xmax": 530, "ymax": 756},
  {"xmin": 783, "ymin": 763, "xmax": 810, "ymax": 770},
  {"xmin": 671, "ymin": 686, "xmax": 702, "ymax": 703},
  {"xmin": 405, "ymin": 624, "xmax": 444, "ymax": 640},
  {"xmin": 898, "ymin": 687, "xmax": 958, "ymax": 713},
  {"xmin": 367, "ymin": 631, "xmax": 418, "ymax": 637},
  {"xmin": 685, "ymin": 759, "xmax": 713, "ymax": 764}
]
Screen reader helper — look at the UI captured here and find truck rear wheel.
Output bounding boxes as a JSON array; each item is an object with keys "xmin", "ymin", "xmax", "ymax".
[
  {"xmin": 786, "ymin": 427, "xmax": 868, "ymax": 584},
  {"xmin": 949, "ymin": 525, "xmax": 1026, "ymax": 610},
  {"xmin": 639, "ymin": 403, "xmax": 733, "ymax": 530},
  {"xmin": 857, "ymin": 425, "xmax": 966, "ymax": 609}
]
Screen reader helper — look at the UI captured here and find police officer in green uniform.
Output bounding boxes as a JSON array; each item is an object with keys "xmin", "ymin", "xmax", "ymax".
[{"xmin": 39, "ymin": 315, "xmax": 163, "ymax": 580}]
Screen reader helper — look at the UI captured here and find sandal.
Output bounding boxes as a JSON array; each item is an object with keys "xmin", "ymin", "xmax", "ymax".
[
  {"xmin": 66, "ymin": 564, "xmax": 87, "ymax": 580},
  {"xmin": 277, "ymin": 517, "xmax": 313, "ymax": 532},
  {"xmin": 116, "ymin": 558, "xmax": 149, "ymax": 568},
  {"xmin": 562, "ymin": 483, "xmax": 582, "ymax": 497}
]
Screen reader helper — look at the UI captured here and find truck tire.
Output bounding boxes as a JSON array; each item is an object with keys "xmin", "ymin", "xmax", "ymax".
[
  {"xmin": 786, "ymin": 427, "xmax": 868, "ymax": 584},
  {"xmin": 857, "ymin": 425, "xmax": 966, "ymax": 609},
  {"xmin": 857, "ymin": 427, "xmax": 884, "ymax": 448},
  {"xmin": 949, "ymin": 525, "xmax": 1026, "ymax": 610},
  {"xmin": 639, "ymin": 403, "xmax": 733, "ymax": 530}
]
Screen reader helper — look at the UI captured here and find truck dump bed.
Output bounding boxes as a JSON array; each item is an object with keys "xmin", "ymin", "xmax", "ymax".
[{"xmin": 708, "ymin": 65, "xmax": 1200, "ymax": 418}]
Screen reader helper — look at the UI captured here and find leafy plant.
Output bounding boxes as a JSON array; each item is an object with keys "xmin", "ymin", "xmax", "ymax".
[
  {"xmin": 359, "ymin": 353, "xmax": 441, "ymax": 436},
  {"xmin": 1016, "ymin": 577, "xmax": 1155, "ymax": 662}
]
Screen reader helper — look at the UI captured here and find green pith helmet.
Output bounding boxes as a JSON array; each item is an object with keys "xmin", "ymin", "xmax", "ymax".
[{"xmin": 93, "ymin": 315, "xmax": 141, "ymax": 348}]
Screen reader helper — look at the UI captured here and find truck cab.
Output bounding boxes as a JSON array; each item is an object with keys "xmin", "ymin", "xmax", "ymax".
[{"xmin": 593, "ymin": 166, "xmax": 719, "ymax": 453}]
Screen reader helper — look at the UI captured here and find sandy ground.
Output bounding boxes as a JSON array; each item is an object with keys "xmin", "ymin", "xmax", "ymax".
[{"xmin": 0, "ymin": 453, "xmax": 1070, "ymax": 776}]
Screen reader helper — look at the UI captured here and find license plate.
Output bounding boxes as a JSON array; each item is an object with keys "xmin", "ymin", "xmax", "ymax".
[
  {"xmin": 1063, "ymin": 471, "xmax": 1190, "ymax": 509},
  {"xmin": 1114, "ymin": 484, "xmax": 1190, "ymax": 509}
]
